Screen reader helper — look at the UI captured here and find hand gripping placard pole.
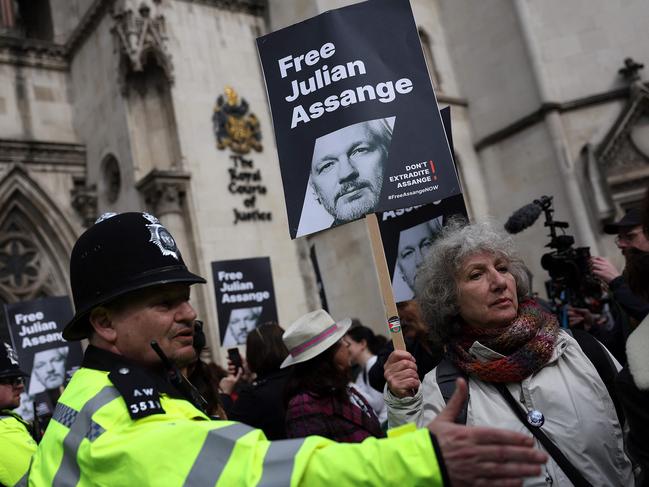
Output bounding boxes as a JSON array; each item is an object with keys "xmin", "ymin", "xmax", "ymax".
[{"xmin": 365, "ymin": 213, "xmax": 407, "ymax": 351}]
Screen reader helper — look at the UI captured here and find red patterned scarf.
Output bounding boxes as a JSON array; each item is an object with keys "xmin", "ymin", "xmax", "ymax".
[{"xmin": 447, "ymin": 299, "xmax": 559, "ymax": 383}]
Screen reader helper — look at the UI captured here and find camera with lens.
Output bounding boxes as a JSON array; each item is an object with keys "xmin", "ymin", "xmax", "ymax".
[{"xmin": 505, "ymin": 195, "xmax": 605, "ymax": 320}]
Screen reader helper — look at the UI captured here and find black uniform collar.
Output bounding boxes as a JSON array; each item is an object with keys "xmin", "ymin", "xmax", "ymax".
[{"xmin": 82, "ymin": 345, "xmax": 185, "ymax": 399}]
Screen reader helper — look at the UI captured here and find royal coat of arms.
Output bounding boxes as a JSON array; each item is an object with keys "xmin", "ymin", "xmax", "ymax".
[{"xmin": 212, "ymin": 87, "xmax": 263, "ymax": 154}]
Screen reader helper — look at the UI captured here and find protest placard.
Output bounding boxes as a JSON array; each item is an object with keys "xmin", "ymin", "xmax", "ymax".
[
  {"xmin": 257, "ymin": 0, "xmax": 460, "ymax": 238},
  {"xmin": 4, "ymin": 296, "xmax": 83, "ymax": 421},
  {"xmin": 377, "ymin": 105, "xmax": 467, "ymax": 302},
  {"xmin": 211, "ymin": 257, "xmax": 278, "ymax": 347},
  {"xmin": 378, "ymin": 194, "xmax": 468, "ymax": 303},
  {"xmin": 4, "ymin": 296, "xmax": 82, "ymax": 394}
]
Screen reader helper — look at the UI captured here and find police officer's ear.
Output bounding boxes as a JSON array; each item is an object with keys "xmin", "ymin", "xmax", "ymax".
[{"xmin": 88, "ymin": 307, "xmax": 118, "ymax": 344}]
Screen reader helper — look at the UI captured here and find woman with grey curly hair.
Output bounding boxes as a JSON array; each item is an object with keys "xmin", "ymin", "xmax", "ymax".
[
  {"xmin": 415, "ymin": 220, "xmax": 531, "ymax": 347},
  {"xmin": 383, "ymin": 220, "xmax": 634, "ymax": 486}
]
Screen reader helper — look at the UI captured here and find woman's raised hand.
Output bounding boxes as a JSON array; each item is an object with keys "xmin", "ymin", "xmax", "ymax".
[{"xmin": 384, "ymin": 349, "xmax": 420, "ymax": 397}]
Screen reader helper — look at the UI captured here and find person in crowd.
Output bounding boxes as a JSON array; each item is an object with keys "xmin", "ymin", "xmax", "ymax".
[
  {"xmin": 345, "ymin": 323, "xmax": 388, "ymax": 424},
  {"xmin": 228, "ymin": 323, "xmax": 290, "ymax": 440},
  {"xmin": 0, "ymin": 342, "xmax": 37, "ymax": 487},
  {"xmin": 308, "ymin": 118, "xmax": 393, "ymax": 226},
  {"xmin": 25, "ymin": 211, "xmax": 548, "ymax": 486},
  {"xmin": 566, "ymin": 207, "xmax": 649, "ymax": 363},
  {"xmin": 369, "ymin": 299, "xmax": 442, "ymax": 393},
  {"xmin": 591, "ymin": 207, "xmax": 649, "ymax": 322},
  {"xmin": 283, "ymin": 310, "xmax": 384, "ymax": 442},
  {"xmin": 616, "ymin": 188, "xmax": 649, "ymax": 486},
  {"xmin": 385, "ymin": 220, "xmax": 634, "ymax": 486}
]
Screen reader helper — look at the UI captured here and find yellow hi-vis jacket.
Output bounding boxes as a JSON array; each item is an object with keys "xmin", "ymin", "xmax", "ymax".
[
  {"xmin": 0, "ymin": 410, "xmax": 37, "ymax": 486},
  {"xmin": 23, "ymin": 349, "xmax": 446, "ymax": 487}
]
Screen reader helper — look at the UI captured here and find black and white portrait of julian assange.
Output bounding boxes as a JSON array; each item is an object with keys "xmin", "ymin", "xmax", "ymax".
[
  {"xmin": 296, "ymin": 117, "xmax": 396, "ymax": 237},
  {"xmin": 28, "ymin": 345, "xmax": 69, "ymax": 395},
  {"xmin": 222, "ymin": 306, "xmax": 263, "ymax": 347},
  {"xmin": 391, "ymin": 216, "xmax": 443, "ymax": 302}
]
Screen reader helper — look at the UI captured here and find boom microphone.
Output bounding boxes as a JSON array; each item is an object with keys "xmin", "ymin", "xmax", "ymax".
[{"xmin": 504, "ymin": 201, "xmax": 544, "ymax": 234}]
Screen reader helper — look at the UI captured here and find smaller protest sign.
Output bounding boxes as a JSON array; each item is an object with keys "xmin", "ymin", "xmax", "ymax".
[
  {"xmin": 378, "ymin": 194, "xmax": 468, "ymax": 303},
  {"xmin": 4, "ymin": 296, "xmax": 83, "ymax": 420},
  {"xmin": 211, "ymin": 257, "xmax": 278, "ymax": 347}
]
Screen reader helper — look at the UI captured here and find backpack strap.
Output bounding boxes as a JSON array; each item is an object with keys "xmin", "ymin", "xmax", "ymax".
[
  {"xmin": 565, "ymin": 328, "xmax": 624, "ymax": 425},
  {"xmin": 436, "ymin": 358, "xmax": 469, "ymax": 425}
]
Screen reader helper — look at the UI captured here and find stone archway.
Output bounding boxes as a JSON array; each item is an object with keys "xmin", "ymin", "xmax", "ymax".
[{"xmin": 0, "ymin": 165, "xmax": 78, "ymax": 343}]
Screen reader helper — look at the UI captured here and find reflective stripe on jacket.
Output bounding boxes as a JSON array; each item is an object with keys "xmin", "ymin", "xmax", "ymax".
[
  {"xmin": 0, "ymin": 411, "xmax": 37, "ymax": 486},
  {"xmin": 27, "ymin": 366, "xmax": 445, "ymax": 486}
]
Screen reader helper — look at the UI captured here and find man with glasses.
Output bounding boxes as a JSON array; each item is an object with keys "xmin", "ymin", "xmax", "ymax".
[
  {"xmin": 592, "ymin": 208, "xmax": 649, "ymax": 323},
  {"xmin": 0, "ymin": 342, "xmax": 37, "ymax": 486},
  {"xmin": 569, "ymin": 208, "xmax": 649, "ymax": 363}
]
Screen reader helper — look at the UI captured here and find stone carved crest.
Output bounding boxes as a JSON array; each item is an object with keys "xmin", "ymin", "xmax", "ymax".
[
  {"xmin": 212, "ymin": 87, "xmax": 262, "ymax": 154},
  {"xmin": 111, "ymin": 0, "xmax": 173, "ymax": 88}
]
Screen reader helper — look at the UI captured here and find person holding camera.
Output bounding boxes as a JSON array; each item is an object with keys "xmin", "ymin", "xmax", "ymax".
[
  {"xmin": 385, "ymin": 220, "xmax": 634, "ymax": 486},
  {"xmin": 592, "ymin": 208, "xmax": 649, "ymax": 323},
  {"xmin": 567, "ymin": 208, "xmax": 649, "ymax": 364},
  {"xmin": 615, "ymin": 190, "xmax": 649, "ymax": 486}
]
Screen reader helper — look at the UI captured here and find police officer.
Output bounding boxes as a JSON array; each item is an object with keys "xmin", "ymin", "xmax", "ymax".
[
  {"xmin": 0, "ymin": 342, "xmax": 37, "ymax": 487},
  {"xmin": 25, "ymin": 212, "xmax": 546, "ymax": 486}
]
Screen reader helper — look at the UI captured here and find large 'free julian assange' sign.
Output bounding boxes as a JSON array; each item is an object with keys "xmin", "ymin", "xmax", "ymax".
[{"xmin": 257, "ymin": 0, "xmax": 460, "ymax": 238}]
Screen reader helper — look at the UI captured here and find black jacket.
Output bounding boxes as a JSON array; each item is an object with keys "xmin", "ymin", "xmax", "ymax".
[
  {"xmin": 616, "ymin": 367, "xmax": 649, "ymax": 487},
  {"xmin": 610, "ymin": 276, "xmax": 649, "ymax": 322},
  {"xmin": 228, "ymin": 368, "xmax": 290, "ymax": 440}
]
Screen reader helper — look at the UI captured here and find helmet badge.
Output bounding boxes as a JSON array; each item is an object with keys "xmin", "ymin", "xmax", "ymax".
[
  {"xmin": 4, "ymin": 342, "xmax": 19, "ymax": 365},
  {"xmin": 95, "ymin": 212, "xmax": 117, "ymax": 224},
  {"xmin": 142, "ymin": 213, "xmax": 179, "ymax": 260}
]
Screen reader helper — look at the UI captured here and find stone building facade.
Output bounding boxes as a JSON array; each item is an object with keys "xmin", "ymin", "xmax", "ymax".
[{"xmin": 0, "ymin": 0, "xmax": 647, "ymax": 361}]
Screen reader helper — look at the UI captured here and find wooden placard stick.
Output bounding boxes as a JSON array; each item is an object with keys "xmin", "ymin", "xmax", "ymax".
[{"xmin": 365, "ymin": 213, "xmax": 407, "ymax": 351}]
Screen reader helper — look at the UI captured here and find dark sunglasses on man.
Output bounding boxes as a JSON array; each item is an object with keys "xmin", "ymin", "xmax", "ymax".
[{"xmin": 0, "ymin": 376, "xmax": 25, "ymax": 386}]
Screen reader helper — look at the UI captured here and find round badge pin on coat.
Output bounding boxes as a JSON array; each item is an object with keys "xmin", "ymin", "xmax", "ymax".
[{"xmin": 527, "ymin": 410, "xmax": 545, "ymax": 427}]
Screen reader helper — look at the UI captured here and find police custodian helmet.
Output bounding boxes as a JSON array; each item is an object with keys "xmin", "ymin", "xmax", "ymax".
[
  {"xmin": 63, "ymin": 212, "xmax": 206, "ymax": 341},
  {"xmin": 0, "ymin": 342, "xmax": 27, "ymax": 378}
]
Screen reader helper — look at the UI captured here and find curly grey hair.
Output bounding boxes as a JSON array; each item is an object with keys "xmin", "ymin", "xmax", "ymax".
[{"xmin": 414, "ymin": 218, "xmax": 530, "ymax": 345}]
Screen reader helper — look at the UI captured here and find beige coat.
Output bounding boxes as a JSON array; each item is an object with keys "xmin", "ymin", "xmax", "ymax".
[{"xmin": 386, "ymin": 330, "xmax": 634, "ymax": 486}]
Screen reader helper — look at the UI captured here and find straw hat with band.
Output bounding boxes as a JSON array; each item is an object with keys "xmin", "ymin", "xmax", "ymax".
[
  {"xmin": 63, "ymin": 212, "xmax": 205, "ymax": 341},
  {"xmin": 280, "ymin": 309, "xmax": 351, "ymax": 368}
]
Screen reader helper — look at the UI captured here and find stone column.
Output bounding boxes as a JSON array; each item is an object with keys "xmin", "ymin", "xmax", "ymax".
[{"xmin": 513, "ymin": 0, "xmax": 599, "ymax": 253}]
